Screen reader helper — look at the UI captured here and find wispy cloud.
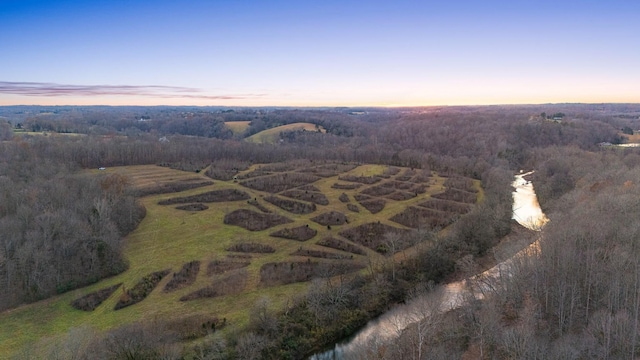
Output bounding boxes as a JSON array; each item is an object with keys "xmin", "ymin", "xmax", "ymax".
[{"xmin": 0, "ymin": 81, "xmax": 264, "ymax": 100}]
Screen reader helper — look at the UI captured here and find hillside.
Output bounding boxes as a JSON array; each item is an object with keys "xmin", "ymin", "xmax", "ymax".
[
  {"xmin": 0, "ymin": 161, "xmax": 481, "ymax": 357},
  {"xmin": 245, "ymin": 122, "xmax": 325, "ymax": 143},
  {"xmin": 224, "ymin": 121, "xmax": 251, "ymax": 135}
]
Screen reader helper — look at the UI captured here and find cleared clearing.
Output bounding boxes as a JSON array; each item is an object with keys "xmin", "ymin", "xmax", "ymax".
[
  {"xmin": 245, "ymin": 122, "xmax": 325, "ymax": 143},
  {"xmin": 224, "ymin": 121, "xmax": 251, "ymax": 135},
  {"xmin": 0, "ymin": 162, "xmax": 481, "ymax": 357}
]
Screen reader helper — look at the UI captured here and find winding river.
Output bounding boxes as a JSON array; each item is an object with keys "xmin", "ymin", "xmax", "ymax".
[{"xmin": 311, "ymin": 171, "xmax": 548, "ymax": 359}]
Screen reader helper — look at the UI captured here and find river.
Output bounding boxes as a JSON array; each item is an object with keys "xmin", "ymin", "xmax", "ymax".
[{"xmin": 310, "ymin": 171, "xmax": 548, "ymax": 359}]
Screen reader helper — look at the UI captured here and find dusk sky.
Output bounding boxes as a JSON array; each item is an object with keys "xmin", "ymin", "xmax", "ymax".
[{"xmin": 1, "ymin": 0, "xmax": 639, "ymax": 106}]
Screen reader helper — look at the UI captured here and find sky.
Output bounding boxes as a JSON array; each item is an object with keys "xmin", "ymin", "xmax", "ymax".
[{"xmin": 1, "ymin": 0, "xmax": 639, "ymax": 107}]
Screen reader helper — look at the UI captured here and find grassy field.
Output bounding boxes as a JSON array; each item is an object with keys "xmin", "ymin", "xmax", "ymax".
[
  {"xmin": 224, "ymin": 121, "xmax": 251, "ymax": 135},
  {"xmin": 0, "ymin": 162, "xmax": 482, "ymax": 357},
  {"xmin": 245, "ymin": 122, "xmax": 325, "ymax": 143},
  {"xmin": 621, "ymin": 132, "xmax": 640, "ymax": 143},
  {"xmin": 11, "ymin": 129, "xmax": 85, "ymax": 137}
]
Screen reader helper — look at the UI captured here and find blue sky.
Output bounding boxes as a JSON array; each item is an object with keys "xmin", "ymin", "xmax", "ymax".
[{"xmin": 1, "ymin": 0, "xmax": 639, "ymax": 106}]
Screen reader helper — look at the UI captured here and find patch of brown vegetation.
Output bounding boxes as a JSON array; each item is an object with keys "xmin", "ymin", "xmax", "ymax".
[
  {"xmin": 338, "ymin": 175, "xmax": 382, "ymax": 184},
  {"xmin": 331, "ymin": 182, "xmax": 362, "ymax": 190},
  {"xmin": 166, "ymin": 315, "xmax": 226, "ymax": 340},
  {"xmin": 384, "ymin": 167, "xmax": 402, "ymax": 176},
  {"xmin": 227, "ymin": 254, "xmax": 252, "ymax": 259},
  {"xmin": 223, "ymin": 209, "xmax": 293, "ymax": 231},
  {"xmin": 226, "ymin": 242, "xmax": 275, "ymax": 253},
  {"xmin": 353, "ymin": 194, "xmax": 372, "ymax": 202},
  {"xmin": 180, "ymin": 269, "xmax": 248, "ymax": 301},
  {"xmin": 259, "ymin": 261, "xmax": 364, "ymax": 287},
  {"xmin": 164, "ymin": 261, "xmax": 200, "ymax": 293},
  {"xmin": 347, "ymin": 203, "xmax": 360, "ymax": 212},
  {"xmin": 409, "ymin": 171, "xmax": 431, "ymax": 183},
  {"xmin": 298, "ymin": 163, "xmax": 358, "ymax": 177},
  {"xmin": 291, "ymin": 248, "xmax": 353, "ymax": 260},
  {"xmin": 411, "ymin": 184, "xmax": 428, "ymax": 194},
  {"xmin": 386, "ymin": 191, "xmax": 417, "ymax": 201},
  {"xmin": 264, "ymin": 195, "xmax": 316, "ymax": 214},
  {"xmin": 311, "ymin": 211, "xmax": 348, "ymax": 226},
  {"xmin": 247, "ymin": 198, "xmax": 271, "ymax": 213},
  {"xmin": 339, "ymin": 223, "xmax": 410, "ymax": 253},
  {"xmin": 431, "ymin": 188, "xmax": 477, "ymax": 204},
  {"xmin": 380, "ymin": 180, "xmax": 415, "ymax": 190},
  {"xmin": 205, "ymin": 160, "xmax": 250, "ymax": 181},
  {"xmin": 396, "ymin": 169, "xmax": 416, "ymax": 182},
  {"xmin": 158, "ymin": 188, "xmax": 250, "ymax": 205},
  {"xmin": 258, "ymin": 160, "xmax": 308, "ymax": 172},
  {"xmin": 359, "ymin": 199, "xmax": 386, "ymax": 214},
  {"xmin": 270, "ymin": 225, "xmax": 318, "ymax": 241},
  {"xmin": 444, "ymin": 176, "xmax": 478, "ymax": 193},
  {"xmin": 298, "ymin": 184, "xmax": 321, "ymax": 192},
  {"xmin": 418, "ymin": 198, "xmax": 472, "ymax": 214},
  {"xmin": 339, "ymin": 193, "xmax": 350, "ymax": 203},
  {"xmin": 280, "ymin": 189, "xmax": 329, "ymax": 205},
  {"xmin": 360, "ymin": 185, "xmax": 396, "ymax": 196},
  {"xmin": 237, "ymin": 169, "xmax": 272, "ymax": 180},
  {"xmin": 114, "ymin": 269, "xmax": 171, "ymax": 310},
  {"xmin": 158, "ymin": 161, "xmax": 210, "ymax": 173},
  {"xmin": 71, "ymin": 283, "xmax": 122, "ymax": 311},
  {"xmin": 589, "ymin": 179, "xmax": 612, "ymax": 193},
  {"xmin": 137, "ymin": 179, "xmax": 214, "ymax": 197},
  {"xmin": 207, "ymin": 259, "xmax": 250, "ymax": 276},
  {"xmin": 175, "ymin": 203, "xmax": 209, "ymax": 211},
  {"xmin": 390, "ymin": 206, "xmax": 455, "ymax": 229},
  {"xmin": 240, "ymin": 173, "xmax": 320, "ymax": 192},
  {"xmin": 316, "ymin": 237, "xmax": 366, "ymax": 255}
]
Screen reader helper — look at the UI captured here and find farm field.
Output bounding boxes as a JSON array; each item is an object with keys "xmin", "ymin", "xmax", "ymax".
[
  {"xmin": 224, "ymin": 120, "xmax": 251, "ymax": 135},
  {"xmin": 245, "ymin": 122, "xmax": 325, "ymax": 143},
  {"xmin": 0, "ymin": 161, "xmax": 481, "ymax": 357}
]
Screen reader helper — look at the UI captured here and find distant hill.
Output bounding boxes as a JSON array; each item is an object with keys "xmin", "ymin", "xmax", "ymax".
[
  {"xmin": 224, "ymin": 121, "xmax": 251, "ymax": 135},
  {"xmin": 245, "ymin": 122, "xmax": 325, "ymax": 143}
]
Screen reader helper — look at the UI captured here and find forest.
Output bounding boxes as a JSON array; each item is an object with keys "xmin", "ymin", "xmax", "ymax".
[{"xmin": 1, "ymin": 104, "xmax": 640, "ymax": 359}]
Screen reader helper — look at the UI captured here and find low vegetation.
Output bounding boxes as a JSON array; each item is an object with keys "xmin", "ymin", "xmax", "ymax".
[
  {"xmin": 180, "ymin": 269, "xmax": 248, "ymax": 301},
  {"xmin": 280, "ymin": 189, "xmax": 329, "ymax": 205},
  {"xmin": 339, "ymin": 222, "xmax": 410, "ymax": 253},
  {"xmin": 158, "ymin": 188, "xmax": 250, "ymax": 205},
  {"xmin": 259, "ymin": 261, "xmax": 365, "ymax": 287},
  {"xmin": 291, "ymin": 248, "xmax": 353, "ymax": 260},
  {"xmin": 206, "ymin": 259, "xmax": 251, "ymax": 276},
  {"xmin": 175, "ymin": 203, "xmax": 209, "ymax": 211},
  {"xmin": 310, "ymin": 211, "xmax": 348, "ymax": 226},
  {"xmin": 71, "ymin": 283, "xmax": 122, "ymax": 311},
  {"xmin": 223, "ymin": 209, "xmax": 293, "ymax": 231},
  {"xmin": 163, "ymin": 261, "xmax": 200, "ymax": 293},
  {"xmin": 270, "ymin": 225, "xmax": 318, "ymax": 241},
  {"xmin": 316, "ymin": 237, "xmax": 366, "ymax": 255},
  {"xmin": 226, "ymin": 242, "xmax": 276, "ymax": 253},
  {"xmin": 263, "ymin": 195, "xmax": 316, "ymax": 214},
  {"xmin": 114, "ymin": 269, "xmax": 171, "ymax": 310}
]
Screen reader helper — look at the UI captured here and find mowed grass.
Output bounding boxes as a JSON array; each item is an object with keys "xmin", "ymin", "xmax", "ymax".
[
  {"xmin": 245, "ymin": 122, "xmax": 325, "ymax": 144},
  {"xmin": 89, "ymin": 164, "xmax": 207, "ymax": 191},
  {"xmin": 224, "ymin": 121, "xmax": 251, "ymax": 135},
  {"xmin": 0, "ymin": 163, "xmax": 479, "ymax": 357},
  {"xmin": 11, "ymin": 131, "xmax": 85, "ymax": 137},
  {"xmin": 621, "ymin": 132, "xmax": 640, "ymax": 143}
]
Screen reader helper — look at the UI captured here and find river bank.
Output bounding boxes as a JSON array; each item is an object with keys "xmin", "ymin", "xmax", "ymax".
[{"xmin": 311, "ymin": 171, "xmax": 548, "ymax": 359}]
